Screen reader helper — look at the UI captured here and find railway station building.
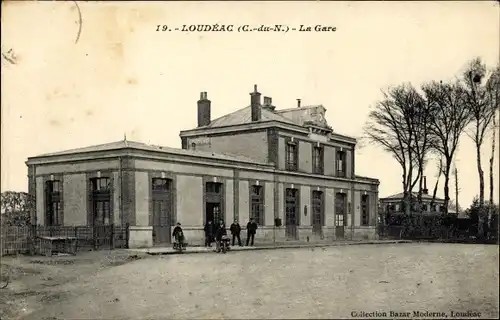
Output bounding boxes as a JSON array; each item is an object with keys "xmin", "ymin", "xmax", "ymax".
[{"xmin": 26, "ymin": 85, "xmax": 380, "ymax": 248}]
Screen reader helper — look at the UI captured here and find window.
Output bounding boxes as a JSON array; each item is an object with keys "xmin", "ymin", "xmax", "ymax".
[
  {"xmin": 49, "ymin": 180, "xmax": 62, "ymax": 193},
  {"xmin": 336, "ymin": 150, "xmax": 346, "ymax": 177},
  {"xmin": 361, "ymin": 194, "xmax": 369, "ymax": 226},
  {"xmin": 312, "ymin": 190, "xmax": 324, "ymax": 226},
  {"xmin": 89, "ymin": 177, "xmax": 111, "ymax": 226},
  {"xmin": 285, "ymin": 188, "xmax": 299, "ymax": 227},
  {"xmin": 251, "ymin": 185, "xmax": 263, "ymax": 197},
  {"xmin": 90, "ymin": 178, "xmax": 111, "ymax": 192},
  {"xmin": 286, "ymin": 142, "xmax": 298, "ymax": 171},
  {"xmin": 386, "ymin": 204, "xmax": 396, "ymax": 213},
  {"xmin": 335, "ymin": 193, "xmax": 346, "ymax": 226},
  {"xmin": 206, "ymin": 182, "xmax": 222, "ymax": 194},
  {"xmin": 286, "ymin": 188, "xmax": 298, "ymax": 199},
  {"xmin": 45, "ymin": 180, "xmax": 62, "ymax": 226},
  {"xmin": 94, "ymin": 200, "xmax": 111, "ymax": 225},
  {"xmin": 312, "ymin": 190, "xmax": 323, "ymax": 201},
  {"xmin": 250, "ymin": 185, "xmax": 264, "ymax": 225},
  {"xmin": 152, "ymin": 178, "xmax": 171, "ymax": 191},
  {"xmin": 312, "ymin": 146, "xmax": 324, "ymax": 174}
]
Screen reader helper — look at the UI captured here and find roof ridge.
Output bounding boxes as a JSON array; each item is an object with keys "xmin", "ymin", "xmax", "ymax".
[
  {"xmin": 200, "ymin": 105, "xmax": 250, "ymax": 128},
  {"xmin": 33, "ymin": 139, "xmax": 271, "ymax": 166},
  {"xmin": 37, "ymin": 140, "xmax": 126, "ymax": 157},
  {"xmin": 275, "ymin": 105, "xmax": 324, "ymax": 113}
]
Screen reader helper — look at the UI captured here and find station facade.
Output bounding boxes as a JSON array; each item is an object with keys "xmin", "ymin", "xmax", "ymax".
[{"xmin": 26, "ymin": 85, "xmax": 380, "ymax": 248}]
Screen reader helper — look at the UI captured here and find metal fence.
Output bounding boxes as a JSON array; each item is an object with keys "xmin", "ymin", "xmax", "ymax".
[
  {"xmin": 0, "ymin": 225, "xmax": 32, "ymax": 256},
  {"xmin": 0, "ymin": 224, "xmax": 129, "ymax": 256},
  {"xmin": 377, "ymin": 215, "xmax": 499, "ymax": 244}
]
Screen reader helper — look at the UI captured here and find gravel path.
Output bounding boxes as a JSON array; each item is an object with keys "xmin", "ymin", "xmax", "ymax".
[{"xmin": 22, "ymin": 243, "xmax": 499, "ymax": 319}]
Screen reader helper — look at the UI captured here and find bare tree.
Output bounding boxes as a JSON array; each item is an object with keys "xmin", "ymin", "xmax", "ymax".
[
  {"xmin": 430, "ymin": 156, "xmax": 444, "ymax": 211},
  {"xmin": 411, "ymin": 99, "xmax": 435, "ymax": 216},
  {"xmin": 364, "ymin": 84, "xmax": 427, "ymax": 215},
  {"xmin": 486, "ymin": 65, "xmax": 500, "ymax": 208},
  {"xmin": 422, "ymin": 80, "xmax": 472, "ymax": 214},
  {"xmin": 462, "ymin": 58, "xmax": 497, "ymax": 207},
  {"xmin": 490, "ymin": 111, "xmax": 498, "ymax": 206},
  {"xmin": 454, "ymin": 165, "xmax": 460, "ymax": 214}
]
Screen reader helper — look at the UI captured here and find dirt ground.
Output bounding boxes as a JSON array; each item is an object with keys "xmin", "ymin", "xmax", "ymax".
[
  {"xmin": 0, "ymin": 249, "xmax": 148, "ymax": 319},
  {"xmin": 1, "ymin": 243, "xmax": 499, "ymax": 320}
]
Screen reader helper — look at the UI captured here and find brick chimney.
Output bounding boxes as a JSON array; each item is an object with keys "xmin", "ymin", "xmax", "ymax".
[
  {"xmin": 250, "ymin": 84, "xmax": 261, "ymax": 121},
  {"xmin": 297, "ymin": 99, "xmax": 301, "ymax": 108},
  {"xmin": 422, "ymin": 176, "xmax": 428, "ymax": 195},
  {"xmin": 262, "ymin": 96, "xmax": 275, "ymax": 111},
  {"xmin": 197, "ymin": 92, "xmax": 211, "ymax": 127}
]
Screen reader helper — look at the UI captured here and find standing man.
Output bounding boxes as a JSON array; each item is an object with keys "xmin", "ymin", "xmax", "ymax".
[
  {"xmin": 204, "ymin": 220, "xmax": 214, "ymax": 247},
  {"xmin": 230, "ymin": 219, "xmax": 242, "ymax": 246},
  {"xmin": 246, "ymin": 218, "xmax": 258, "ymax": 246}
]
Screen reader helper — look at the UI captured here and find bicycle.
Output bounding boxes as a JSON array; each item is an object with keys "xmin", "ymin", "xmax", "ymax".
[{"xmin": 172, "ymin": 232, "xmax": 187, "ymax": 252}]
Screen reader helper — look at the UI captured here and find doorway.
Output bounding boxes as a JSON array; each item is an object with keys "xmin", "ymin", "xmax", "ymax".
[
  {"xmin": 205, "ymin": 182, "xmax": 224, "ymax": 226},
  {"xmin": 90, "ymin": 177, "xmax": 113, "ymax": 248},
  {"xmin": 152, "ymin": 178, "xmax": 173, "ymax": 245},
  {"xmin": 206, "ymin": 202, "xmax": 222, "ymax": 225},
  {"xmin": 312, "ymin": 190, "xmax": 324, "ymax": 238},
  {"xmin": 335, "ymin": 192, "xmax": 346, "ymax": 239},
  {"xmin": 285, "ymin": 188, "xmax": 299, "ymax": 240}
]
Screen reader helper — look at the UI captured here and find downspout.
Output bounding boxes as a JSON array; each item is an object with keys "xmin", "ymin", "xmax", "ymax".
[
  {"xmin": 118, "ymin": 156, "xmax": 123, "ymax": 227},
  {"xmin": 34, "ymin": 165, "xmax": 37, "ymax": 225},
  {"xmin": 350, "ymin": 182, "xmax": 355, "ymax": 240},
  {"xmin": 273, "ymin": 166, "xmax": 278, "ymax": 245},
  {"xmin": 350, "ymin": 149, "xmax": 355, "ymax": 240}
]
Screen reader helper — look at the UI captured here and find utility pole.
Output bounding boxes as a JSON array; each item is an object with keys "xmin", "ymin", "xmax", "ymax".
[{"xmin": 454, "ymin": 166, "xmax": 459, "ymax": 215}]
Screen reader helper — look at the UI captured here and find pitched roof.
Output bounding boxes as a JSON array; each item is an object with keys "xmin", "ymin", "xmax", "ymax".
[
  {"xmin": 33, "ymin": 140, "xmax": 271, "ymax": 166},
  {"xmin": 380, "ymin": 192, "xmax": 444, "ymax": 201},
  {"xmin": 201, "ymin": 106, "xmax": 297, "ymax": 128}
]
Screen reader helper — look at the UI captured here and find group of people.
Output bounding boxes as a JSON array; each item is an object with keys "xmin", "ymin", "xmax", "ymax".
[
  {"xmin": 171, "ymin": 218, "xmax": 259, "ymax": 251},
  {"xmin": 204, "ymin": 218, "xmax": 258, "ymax": 248}
]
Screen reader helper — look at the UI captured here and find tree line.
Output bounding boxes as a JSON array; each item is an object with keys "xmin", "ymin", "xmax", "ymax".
[
  {"xmin": 365, "ymin": 57, "xmax": 499, "ymax": 222},
  {"xmin": 1, "ymin": 191, "xmax": 34, "ymax": 226}
]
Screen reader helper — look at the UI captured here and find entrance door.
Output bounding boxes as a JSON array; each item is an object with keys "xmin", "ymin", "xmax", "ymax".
[
  {"xmin": 205, "ymin": 182, "xmax": 223, "ymax": 225},
  {"xmin": 90, "ymin": 177, "xmax": 112, "ymax": 248},
  {"xmin": 153, "ymin": 200, "xmax": 171, "ymax": 244},
  {"xmin": 93, "ymin": 199, "xmax": 112, "ymax": 248},
  {"xmin": 285, "ymin": 188, "xmax": 299, "ymax": 240},
  {"xmin": 312, "ymin": 191, "xmax": 324, "ymax": 238},
  {"xmin": 152, "ymin": 178, "xmax": 173, "ymax": 245},
  {"xmin": 335, "ymin": 193, "xmax": 346, "ymax": 239},
  {"xmin": 206, "ymin": 202, "xmax": 222, "ymax": 225}
]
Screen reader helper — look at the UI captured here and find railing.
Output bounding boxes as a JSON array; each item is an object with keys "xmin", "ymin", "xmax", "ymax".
[
  {"xmin": 378, "ymin": 220, "xmax": 498, "ymax": 244},
  {"xmin": 0, "ymin": 224, "xmax": 129, "ymax": 256}
]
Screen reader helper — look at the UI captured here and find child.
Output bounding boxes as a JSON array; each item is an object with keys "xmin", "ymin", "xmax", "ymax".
[{"xmin": 172, "ymin": 222, "xmax": 184, "ymax": 245}]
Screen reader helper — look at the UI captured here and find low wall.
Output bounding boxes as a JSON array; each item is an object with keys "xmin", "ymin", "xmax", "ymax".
[
  {"xmin": 129, "ymin": 226, "xmax": 153, "ymax": 248},
  {"xmin": 178, "ymin": 227, "xmax": 205, "ymax": 246}
]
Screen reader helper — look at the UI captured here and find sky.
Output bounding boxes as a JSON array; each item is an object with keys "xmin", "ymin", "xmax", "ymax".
[{"xmin": 1, "ymin": 1, "xmax": 499, "ymax": 208}]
